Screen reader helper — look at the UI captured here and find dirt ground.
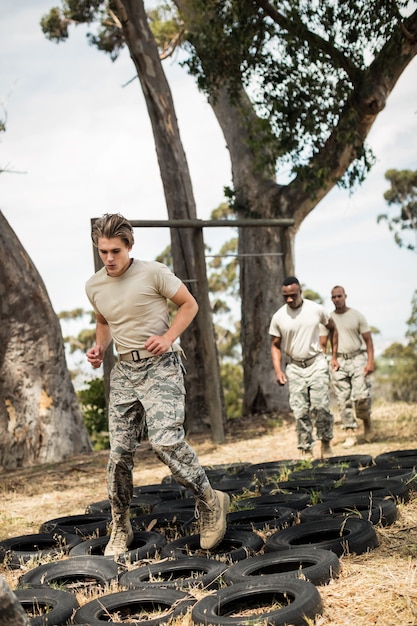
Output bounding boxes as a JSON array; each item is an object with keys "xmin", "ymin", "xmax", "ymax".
[{"xmin": 1, "ymin": 400, "xmax": 417, "ymax": 625}]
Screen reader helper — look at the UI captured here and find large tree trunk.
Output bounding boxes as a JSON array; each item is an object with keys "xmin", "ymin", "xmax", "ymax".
[
  {"xmin": 187, "ymin": 1, "xmax": 417, "ymax": 415},
  {"xmin": 114, "ymin": 0, "xmax": 225, "ymax": 441},
  {"xmin": 0, "ymin": 212, "xmax": 91, "ymax": 470}
]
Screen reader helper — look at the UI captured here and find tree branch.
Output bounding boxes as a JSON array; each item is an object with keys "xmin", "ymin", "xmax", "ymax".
[{"xmin": 254, "ymin": 0, "xmax": 361, "ymax": 83}]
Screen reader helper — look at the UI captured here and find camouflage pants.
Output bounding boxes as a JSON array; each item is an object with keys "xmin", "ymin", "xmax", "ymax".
[
  {"xmin": 330, "ymin": 352, "xmax": 372, "ymax": 430},
  {"xmin": 107, "ymin": 353, "xmax": 209, "ymax": 513},
  {"xmin": 286, "ymin": 354, "xmax": 334, "ymax": 451}
]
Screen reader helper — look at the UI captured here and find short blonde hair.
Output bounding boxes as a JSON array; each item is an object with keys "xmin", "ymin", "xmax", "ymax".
[{"xmin": 91, "ymin": 213, "xmax": 134, "ymax": 248}]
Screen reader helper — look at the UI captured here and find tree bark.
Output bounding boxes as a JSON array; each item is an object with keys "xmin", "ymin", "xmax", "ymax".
[
  {"xmin": 114, "ymin": 0, "xmax": 225, "ymax": 441},
  {"xmin": 0, "ymin": 575, "xmax": 30, "ymax": 625},
  {"xmin": 0, "ymin": 212, "xmax": 91, "ymax": 470}
]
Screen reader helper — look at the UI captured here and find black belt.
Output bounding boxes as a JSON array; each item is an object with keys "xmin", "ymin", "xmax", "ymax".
[
  {"xmin": 288, "ymin": 353, "xmax": 321, "ymax": 368},
  {"xmin": 336, "ymin": 349, "xmax": 363, "ymax": 359}
]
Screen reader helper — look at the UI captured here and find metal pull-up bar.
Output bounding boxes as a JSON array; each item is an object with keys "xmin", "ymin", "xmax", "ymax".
[
  {"xmin": 127, "ymin": 218, "xmax": 294, "ymax": 228},
  {"xmin": 91, "ymin": 215, "xmax": 293, "ymax": 443}
]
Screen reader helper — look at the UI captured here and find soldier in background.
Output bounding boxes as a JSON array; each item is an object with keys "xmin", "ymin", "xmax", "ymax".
[
  {"xmin": 269, "ymin": 276, "xmax": 338, "ymax": 459},
  {"xmin": 325, "ymin": 285, "xmax": 374, "ymax": 448}
]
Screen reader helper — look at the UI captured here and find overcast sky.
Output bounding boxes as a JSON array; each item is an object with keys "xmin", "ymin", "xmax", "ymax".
[{"xmin": 1, "ymin": 0, "xmax": 417, "ymax": 356}]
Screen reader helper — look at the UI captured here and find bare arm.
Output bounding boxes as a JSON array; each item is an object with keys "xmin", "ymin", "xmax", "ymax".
[
  {"xmin": 319, "ymin": 334, "xmax": 329, "ymax": 354},
  {"xmin": 145, "ymin": 283, "xmax": 199, "ymax": 356},
  {"xmin": 86, "ymin": 313, "xmax": 112, "ymax": 369},
  {"xmin": 362, "ymin": 331, "xmax": 375, "ymax": 375},
  {"xmin": 325, "ymin": 317, "xmax": 339, "ymax": 371},
  {"xmin": 271, "ymin": 336, "xmax": 287, "ymax": 385}
]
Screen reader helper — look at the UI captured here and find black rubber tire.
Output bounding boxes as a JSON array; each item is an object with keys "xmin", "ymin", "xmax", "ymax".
[
  {"xmin": 264, "ymin": 517, "xmax": 378, "ymax": 557},
  {"xmin": 132, "ymin": 483, "xmax": 188, "ymax": 499},
  {"xmin": 209, "ymin": 478, "xmax": 257, "ymax": 494},
  {"xmin": 239, "ymin": 460, "xmax": 297, "ymax": 479},
  {"xmin": 152, "ymin": 497, "xmax": 196, "ymax": 514},
  {"xmin": 252, "ymin": 492, "xmax": 312, "ymax": 510},
  {"xmin": 299, "ymin": 494, "xmax": 398, "ymax": 526},
  {"xmin": 0, "ymin": 532, "xmax": 83, "ymax": 569},
  {"xmin": 86, "ymin": 494, "xmax": 160, "ymax": 515},
  {"xmin": 375, "ymin": 448, "xmax": 417, "ymax": 468},
  {"xmin": 247, "ymin": 469, "xmax": 307, "ymax": 488},
  {"xmin": 119, "ymin": 556, "xmax": 228, "ymax": 590},
  {"xmin": 130, "ymin": 511, "xmax": 195, "ymax": 536},
  {"xmin": 68, "ymin": 530, "xmax": 166, "ymax": 563},
  {"xmin": 288, "ymin": 466, "xmax": 359, "ymax": 481},
  {"xmin": 160, "ymin": 529, "xmax": 264, "ymax": 562},
  {"xmin": 203, "ymin": 462, "xmax": 251, "ymax": 476},
  {"xmin": 320, "ymin": 477, "xmax": 410, "ymax": 502},
  {"xmin": 227, "ymin": 506, "xmax": 296, "ymax": 531},
  {"xmin": 73, "ymin": 587, "xmax": 195, "ymax": 625},
  {"xmin": 262, "ymin": 479, "xmax": 336, "ymax": 494},
  {"xmin": 39, "ymin": 513, "xmax": 111, "ymax": 538},
  {"xmin": 223, "ymin": 546, "xmax": 341, "ymax": 586},
  {"xmin": 18, "ymin": 555, "xmax": 120, "ymax": 590},
  {"xmin": 13, "ymin": 587, "xmax": 79, "ymax": 626},
  {"xmin": 191, "ymin": 578, "xmax": 323, "ymax": 626},
  {"xmin": 359, "ymin": 466, "xmax": 417, "ymax": 490},
  {"xmin": 312, "ymin": 454, "xmax": 374, "ymax": 468},
  {"xmin": 201, "ymin": 468, "xmax": 234, "ymax": 483}
]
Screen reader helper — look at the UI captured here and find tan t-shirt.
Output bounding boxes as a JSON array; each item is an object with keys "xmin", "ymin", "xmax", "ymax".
[
  {"xmin": 85, "ymin": 259, "xmax": 181, "ymax": 354},
  {"xmin": 269, "ymin": 298, "xmax": 329, "ymax": 360},
  {"xmin": 330, "ymin": 308, "xmax": 370, "ymax": 354}
]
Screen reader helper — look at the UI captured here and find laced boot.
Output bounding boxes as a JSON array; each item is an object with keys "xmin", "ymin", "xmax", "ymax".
[
  {"xmin": 356, "ymin": 400, "xmax": 372, "ymax": 440},
  {"xmin": 363, "ymin": 415, "xmax": 371, "ymax": 440},
  {"xmin": 104, "ymin": 510, "xmax": 134, "ymax": 557},
  {"xmin": 300, "ymin": 448, "xmax": 314, "ymax": 460},
  {"xmin": 342, "ymin": 430, "xmax": 358, "ymax": 448},
  {"xmin": 320, "ymin": 439, "xmax": 333, "ymax": 459},
  {"xmin": 196, "ymin": 487, "xmax": 230, "ymax": 550}
]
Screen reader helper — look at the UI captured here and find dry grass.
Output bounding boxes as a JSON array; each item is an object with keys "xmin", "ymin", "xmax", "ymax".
[{"xmin": 1, "ymin": 399, "xmax": 417, "ymax": 625}]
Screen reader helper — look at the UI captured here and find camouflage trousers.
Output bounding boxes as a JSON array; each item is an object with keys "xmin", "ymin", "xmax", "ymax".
[
  {"xmin": 330, "ymin": 352, "xmax": 372, "ymax": 430},
  {"xmin": 286, "ymin": 354, "xmax": 334, "ymax": 451},
  {"xmin": 107, "ymin": 352, "xmax": 210, "ymax": 513}
]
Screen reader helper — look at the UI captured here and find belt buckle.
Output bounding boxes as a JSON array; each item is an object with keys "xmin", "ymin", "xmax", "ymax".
[
  {"xmin": 301, "ymin": 360, "xmax": 308, "ymax": 368},
  {"xmin": 131, "ymin": 350, "xmax": 141, "ymax": 362}
]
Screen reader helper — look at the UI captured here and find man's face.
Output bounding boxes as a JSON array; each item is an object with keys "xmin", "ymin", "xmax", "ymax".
[
  {"xmin": 98, "ymin": 236, "xmax": 132, "ymax": 277},
  {"xmin": 331, "ymin": 287, "xmax": 347, "ymax": 310},
  {"xmin": 282, "ymin": 283, "xmax": 303, "ymax": 309}
]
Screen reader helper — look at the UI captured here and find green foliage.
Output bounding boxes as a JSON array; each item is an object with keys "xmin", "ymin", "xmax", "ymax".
[
  {"xmin": 59, "ymin": 308, "xmax": 96, "ymax": 353},
  {"xmin": 40, "ymin": 0, "xmax": 409, "ymax": 192},
  {"xmin": 155, "ymin": 244, "xmax": 173, "ymax": 267},
  {"xmin": 40, "ymin": 6, "xmax": 70, "ymax": 41},
  {"xmin": 379, "ymin": 169, "xmax": 417, "ymax": 252},
  {"xmin": 302, "ymin": 287, "xmax": 323, "ymax": 304},
  {"xmin": 179, "ymin": 0, "xmax": 403, "ymax": 187},
  {"xmin": 58, "ymin": 307, "xmax": 85, "ymax": 320},
  {"xmin": 378, "ymin": 290, "xmax": 417, "ymax": 402},
  {"xmin": 41, "ymin": 1, "xmax": 125, "ymax": 61},
  {"xmin": 220, "ymin": 362, "xmax": 243, "ymax": 418},
  {"xmin": 77, "ymin": 377, "xmax": 109, "ymax": 450},
  {"xmin": 207, "ymin": 202, "xmax": 239, "ymax": 309},
  {"xmin": 59, "ymin": 308, "xmax": 107, "ymax": 444},
  {"xmin": 406, "ymin": 290, "xmax": 417, "ymax": 348},
  {"xmin": 148, "ymin": 3, "xmax": 184, "ymax": 58}
]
